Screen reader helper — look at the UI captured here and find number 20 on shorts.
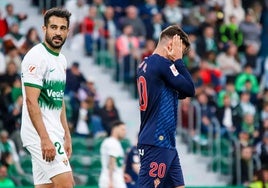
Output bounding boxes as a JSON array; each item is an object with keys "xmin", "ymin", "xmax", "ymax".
[{"xmin": 149, "ymin": 162, "xmax": 167, "ymax": 178}]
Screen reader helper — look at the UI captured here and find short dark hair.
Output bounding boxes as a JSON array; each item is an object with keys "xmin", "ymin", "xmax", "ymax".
[
  {"xmin": 189, "ymin": 66, "xmax": 200, "ymax": 75},
  {"xmin": 159, "ymin": 25, "xmax": 190, "ymax": 54},
  {"xmin": 44, "ymin": 7, "xmax": 71, "ymax": 28},
  {"xmin": 72, "ymin": 61, "xmax": 79, "ymax": 68},
  {"xmin": 110, "ymin": 120, "xmax": 125, "ymax": 130},
  {"xmin": 107, "ymin": 120, "xmax": 124, "ymax": 136}
]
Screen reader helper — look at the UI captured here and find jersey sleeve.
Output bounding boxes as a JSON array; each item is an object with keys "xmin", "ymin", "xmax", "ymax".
[
  {"xmin": 107, "ymin": 140, "xmax": 121, "ymax": 158},
  {"xmin": 159, "ymin": 59, "xmax": 195, "ymax": 98},
  {"xmin": 62, "ymin": 54, "xmax": 68, "ymax": 71},
  {"xmin": 21, "ymin": 48, "xmax": 47, "ymax": 89}
]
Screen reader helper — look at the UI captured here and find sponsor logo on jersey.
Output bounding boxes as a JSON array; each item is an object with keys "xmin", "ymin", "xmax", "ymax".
[
  {"xmin": 49, "ymin": 68, "xmax": 55, "ymax": 73},
  {"xmin": 47, "ymin": 89, "xmax": 64, "ymax": 101},
  {"xmin": 170, "ymin": 64, "xmax": 179, "ymax": 76},
  {"xmin": 28, "ymin": 65, "xmax": 37, "ymax": 74},
  {"xmin": 39, "ymin": 80, "xmax": 65, "ymax": 109}
]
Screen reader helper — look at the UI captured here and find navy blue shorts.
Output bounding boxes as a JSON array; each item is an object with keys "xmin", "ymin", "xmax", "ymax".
[{"xmin": 137, "ymin": 145, "xmax": 184, "ymax": 188}]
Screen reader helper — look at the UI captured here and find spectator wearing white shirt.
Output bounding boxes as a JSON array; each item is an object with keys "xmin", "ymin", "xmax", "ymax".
[
  {"xmin": 224, "ymin": 0, "xmax": 245, "ymax": 24},
  {"xmin": 65, "ymin": 0, "xmax": 89, "ymax": 36},
  {"xmin": 163, "ymin": 0, "xmax": 183, "ymax": 25}
]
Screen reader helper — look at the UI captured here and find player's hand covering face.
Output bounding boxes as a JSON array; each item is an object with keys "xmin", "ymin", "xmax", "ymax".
[{"xmin": 165, "ymin": 35, "xmax": 185, "ymax": 61}]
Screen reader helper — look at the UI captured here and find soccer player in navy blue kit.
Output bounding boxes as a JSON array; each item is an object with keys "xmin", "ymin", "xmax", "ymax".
[{"xmin": 136, "ymin": 25, "xmax": 195, "ymax": 188}]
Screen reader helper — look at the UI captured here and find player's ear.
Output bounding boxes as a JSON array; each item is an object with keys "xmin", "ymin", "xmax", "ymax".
[
  {"xmin": 42, "ymin": 25, "xmax": 46, "ymax": 33},
  {"xmin": 167, "ymin": 40, "xmax": 173, "ymax": 51}
]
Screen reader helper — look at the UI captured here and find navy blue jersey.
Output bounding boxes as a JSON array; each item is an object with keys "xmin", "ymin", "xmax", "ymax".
[{"xmin": 136, "ymin": 54, "xmax": 195, "ymax": 149}]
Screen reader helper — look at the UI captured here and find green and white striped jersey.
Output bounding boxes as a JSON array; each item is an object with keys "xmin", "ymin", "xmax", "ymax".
[{"xmin": 21, "ymin": 43, "xmax": 67, "ymax": 146}]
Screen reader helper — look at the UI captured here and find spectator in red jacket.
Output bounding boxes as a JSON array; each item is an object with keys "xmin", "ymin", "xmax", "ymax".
[
  {"xmin": 0, "ymin": 10, "xmax": 8, "ymax": 38},
  {"xmin": 81, "ymin": 6, "xmax": 99, "ymax": 56},
  {"xmin": 199, "ymin": 58, "xmax": 222, "ymax": 92}
]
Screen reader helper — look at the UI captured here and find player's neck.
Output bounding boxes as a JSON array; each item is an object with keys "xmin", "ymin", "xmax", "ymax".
[
  {"xmin": 43, "ymin": 41, "xmax": 61, "ymax": 54},
  {"xmin": 110, "ymin": 134, "xmax": 121, "ymax": 140},
  {"xmin": 153, "ymin": 47, "xmax": 167, "ymax": 58}
]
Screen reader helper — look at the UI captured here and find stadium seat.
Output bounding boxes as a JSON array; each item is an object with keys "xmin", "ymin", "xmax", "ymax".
[
  {"xmin": 73, "ymin": 173, "xmax": 88, "ymax": 186},
  {"xmin": 20, "ymin": 155, "xmax": 32, "ymax": 174},
  {"xmin": 93, "ymin": 136, "xmax": 106, "ymax": 152},
  {"xmin": 20, "ymin": 175, "xmax": 34, "ymax": 186},
  {"xmin": 120, "ymin": 138, "xmax": 131, "ymax": 153},
  {"xmin": 96, "ymin": 50, "xmax": 114, "ymax": 69},
  {"xmin": 70, "ymin": 155, "xmax": 91, "ymax": 168},
  {"xmin": 86, "ymin": 171, "xmax": 99, "ymax": 186}
]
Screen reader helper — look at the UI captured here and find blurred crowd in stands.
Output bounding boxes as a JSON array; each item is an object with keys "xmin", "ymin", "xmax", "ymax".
[{"xmin": 0, "ymin": 0, "xmax": 268, "ymax": 187}]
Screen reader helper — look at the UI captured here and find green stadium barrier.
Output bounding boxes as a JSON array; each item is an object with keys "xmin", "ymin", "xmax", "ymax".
[
  {"xmin": 16, "ymin": 186, "xmax": 246, "ymax": 188},
  {"xmin": 16, "ymin": 186, "xmax": 99, "ymax": 188},
  {"xmin": 186, "ymin": 187, "xmax": 245, "ymax": 188},
  {"xmin": 95, "ymin": 50, "xmax": 114, "ymax": 68}
]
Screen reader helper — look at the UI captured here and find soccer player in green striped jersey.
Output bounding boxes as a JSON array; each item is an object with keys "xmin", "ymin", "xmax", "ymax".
[{"xmin": 21, "ymin": 8, "xmax": 74, "ymax": 188}]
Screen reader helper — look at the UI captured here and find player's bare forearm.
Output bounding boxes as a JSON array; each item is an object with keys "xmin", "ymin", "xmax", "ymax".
[
  {"xmin": 25, "ymin": 86, "xmax": 56, "ymax": 162},
  {"xmin": 25, "ymin": 86, "xmax": 49, "ymax": 140},
  {"xmin": 108, "ymin": 156, "xmax": 116, "ymax": 187},
  {"xmin": 61, "ymin": 100, "xmax": 71, "ymax": 139},
  {"xmin": 61, "ymin": 100, "xmax": 72, "ymax": 158},
  {"xmin": 132, "ymin": 163, "xmax": 140, "ymax": 174}
]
